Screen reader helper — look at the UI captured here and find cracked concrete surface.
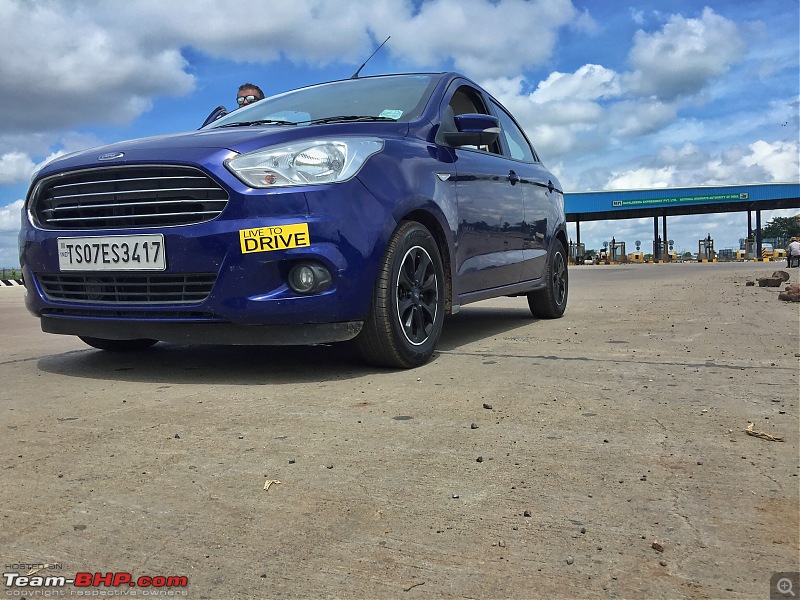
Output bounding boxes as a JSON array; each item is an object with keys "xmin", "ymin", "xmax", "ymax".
[{"xmin": 0, "ymin": 262, "xmax": 797, "ymax": 599}]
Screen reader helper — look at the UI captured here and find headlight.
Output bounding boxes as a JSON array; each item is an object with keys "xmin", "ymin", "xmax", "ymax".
[{"xmin": 225, "ymin": 137, "xmax": 384, "ymax": 188}]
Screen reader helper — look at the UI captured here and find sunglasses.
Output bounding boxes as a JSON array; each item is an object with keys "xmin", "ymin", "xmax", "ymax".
[{"xmin": 237, "ymin": 95, "xmax": 260, "ymax": 105}]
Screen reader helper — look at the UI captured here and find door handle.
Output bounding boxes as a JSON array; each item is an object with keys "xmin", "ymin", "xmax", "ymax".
[{"xmin": 508, "ymin": 170, "xmax": 520, "ymax": 185}]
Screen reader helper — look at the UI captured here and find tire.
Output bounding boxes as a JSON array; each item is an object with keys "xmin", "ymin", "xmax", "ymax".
[
  {"xmin": 527, "ymin": 238, "xmax": 568, "ymax": 319},
  {"xmin": 79, "ymin": 336, "xmax": 158, "ymax": 352},
  {"xmin": 356, "ymin": 221, "xmax": 445, "ymax": 368}
]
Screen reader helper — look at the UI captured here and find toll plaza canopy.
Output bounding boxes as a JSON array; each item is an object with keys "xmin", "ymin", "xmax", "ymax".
[
  {"xmin": 564, "ymin": 182, "xmax": 800, "ymax": 259},
  {"xmin": 564, "ymin": 182, "xmax": 800, "ymax": 222}
]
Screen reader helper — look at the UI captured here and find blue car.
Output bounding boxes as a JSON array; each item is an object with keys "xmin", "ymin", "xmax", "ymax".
[{"xmin": 19, "ymin": 72, "xmax": 567, "ymax": 368}]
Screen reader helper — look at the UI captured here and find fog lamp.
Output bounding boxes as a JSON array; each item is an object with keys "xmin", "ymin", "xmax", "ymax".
[{"xmin": 288, "ymin": 262, "xmax": 332, "ymax": 295}]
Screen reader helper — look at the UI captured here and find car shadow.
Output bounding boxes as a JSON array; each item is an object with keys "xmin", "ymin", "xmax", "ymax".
[
  {"xmin": 437, "ymin": 305, "xmax": 537, "ymax": 351},
  {"xmin": 35, "ymin": 306, "xmax": 539, "ymax": 384}
]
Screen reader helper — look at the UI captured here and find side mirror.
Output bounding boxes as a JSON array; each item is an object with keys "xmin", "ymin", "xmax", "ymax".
[
  {"xmin": 200, "ymin": 106, "xmax": 228, "ymax": 129},
  {"xmin": 440, "ymin": 113, "xmax": 500, "ymax": 147}
]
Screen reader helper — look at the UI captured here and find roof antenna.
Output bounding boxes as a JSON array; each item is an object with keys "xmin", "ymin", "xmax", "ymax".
[{"xmin": 351, "ymin": 36, "xmax": 391, "ymax": 79}]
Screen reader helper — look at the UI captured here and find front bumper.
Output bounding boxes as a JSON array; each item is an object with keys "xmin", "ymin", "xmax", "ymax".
[{"xmin": 20, "ymin": 177, "xmax": 389, "ymax": 343}]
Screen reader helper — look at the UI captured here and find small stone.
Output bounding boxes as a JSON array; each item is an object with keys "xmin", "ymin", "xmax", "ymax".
[
  {"xmin": 289, "ymin": 459, "xmax": 295, "ymax": 464},
  {"xmin": 580, "ymin": 527, "xmax": 586, "ymax": 534},
  {"xmin": 499, "ymin": 540, "xmax": 506, "ymax": 548},
  {"xmin": 326, "ymin": 464, "xmax": 333, "ymax": 469},
  {"xmin": 476, "ymin": 456, "xmax": 483, "ymax": 463},
  {"xmin": 524, "ymin": 510, "xmax": 532, "ymax": 517},
  {"xmin": 452, "ymin": 494, "xmax": 460, "ymax": 499},
  {"xmin": 652, "ymin": 541, "xmax": 664, "ymax": 552},
  {"xmin": 659, "ymin": 559, "xmax": 668, "ymax": 567},
  {"xmin": 566, "ymin": 556, "xmax": 574, "ymax": 565},
  {"xmin": 174, "ymin": 434, "xmax": 180, "ymax": 439},
  {"xmin": 697, "ymin": 460, "xmax": 703, "ymax": 465},
  {"xmin": 238, "ymin": 435, "xmax": 244, "ymax": 439},
  {"xmin": 470, "ymin": 423, "xmax": 479, "ymax": 429},
  {"xmin": 483, "ymin": 403, "xmax": 493, "ymax": 410}
]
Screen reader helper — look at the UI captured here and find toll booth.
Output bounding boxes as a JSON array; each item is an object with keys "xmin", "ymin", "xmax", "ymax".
[
  {"xmin": 628, "ymin": 251, "xmax": 643, "ymax": 263},
  {"xmin": 568, "ymin": 241, "xmax": 586, "ymax": 265},
  {"xmin": 698, "ymin": 235, "xmax": 715, "ymax": 262},
  {"xmin": 745, "ymin": 238, "xmax": 758, "ymax": 260},
  {"xmin": 609, "ymin": 239, "xmax": 626, "ymax": 263}
]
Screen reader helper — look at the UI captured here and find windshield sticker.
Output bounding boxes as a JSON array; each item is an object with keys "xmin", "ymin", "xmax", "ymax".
[
  {"xmin": 239, "ymin": 223, "xmax": 310, "ymax": 253},
  {"xmin": 379, "ymin": 109, "xmax": 403, "ymax": 120}
]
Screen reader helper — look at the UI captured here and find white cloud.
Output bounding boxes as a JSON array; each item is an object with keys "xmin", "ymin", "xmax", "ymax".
[
  {"xmin": 0, "ymin": 199, "xmax": 23, "ymax": 232},
  {"xmin": 532, "ymin": 64, "xmax": 621, "ymax": 103},
  {"xmin": 625, "ymin": 7, "xmax": 746, "ymax": 100},
  {"xmin": 601, "ymin": 138, "xmax": 800, "ymax": 191},
  {"xmin": 606, "ymin": 166, "xmax": 677, "ymax": 190},
  {"xmin": 742, "ymin": 140, "xmax": 800, "ymax": 181},
  {"xmin": 0, "ymin": 153, "xmax": 35, "ymax": 185},
  {"xmin": 0, "ymin": 0, "xmax": 194, "ymax": 133},
  {"xmin": 387, "ymin": 0, "xmax": 578, "ymax": 79}
]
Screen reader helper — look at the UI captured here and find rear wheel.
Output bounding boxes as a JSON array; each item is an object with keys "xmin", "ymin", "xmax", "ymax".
[
  {"xmin": 528, "ymin": 239, "xmax": 568, "ymax": 319},
  {"xmin": 79, "ymin": 337, "xmax": 158, "ymax": 351},
  {"xmin": 356, "ymin": 221, "xmax": 445, "ymax": 368}
]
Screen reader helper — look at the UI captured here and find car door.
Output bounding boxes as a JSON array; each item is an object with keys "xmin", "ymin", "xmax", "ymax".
[
  {"xmin": 440, "ymin": 83, "xmax": 525, "ymax": 295},
  {"xmin": 489, "ymin": 99, "xmax": 555, "ymax": 282}
]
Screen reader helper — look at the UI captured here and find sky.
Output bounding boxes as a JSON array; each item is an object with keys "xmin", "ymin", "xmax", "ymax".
[{"xmin": 1, "ymin": 0, "xmax": 798, "ymax": 264}]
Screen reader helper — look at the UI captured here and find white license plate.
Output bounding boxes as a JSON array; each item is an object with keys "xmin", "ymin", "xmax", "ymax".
[{"xmin": 57, "ymin": 235, "xmax": 166, "ymax": 271}]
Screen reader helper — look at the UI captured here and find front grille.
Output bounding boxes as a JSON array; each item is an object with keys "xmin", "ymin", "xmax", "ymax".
[
  {"xmin": 37, "ymin": 273, "xmax": 217, "ymax": 305},
  {"xmin": 32, "ymin": 165, "xmax": 229, "ymax": 229}
]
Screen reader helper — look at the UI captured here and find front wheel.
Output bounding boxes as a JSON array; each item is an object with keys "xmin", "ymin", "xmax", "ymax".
[
  {"xmin": 79, "ymin": 337, "xmax": 158, "ymax": 352},
  {"xmin": 356, "ymin": 221, "xmax": 445, "ymax": 368},
  {"xmin": 528, "ymin": 239, "xmax": 568, "ymax": 319}
]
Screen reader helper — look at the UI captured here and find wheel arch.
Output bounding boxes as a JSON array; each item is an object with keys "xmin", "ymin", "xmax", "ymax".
[
  {"xmin": 554, "ymin": 226, "xmax": 568, "ymax": 254},
  {"xmin": 399, "ymin": 208, "xmax": 455, "ymax": 316}
]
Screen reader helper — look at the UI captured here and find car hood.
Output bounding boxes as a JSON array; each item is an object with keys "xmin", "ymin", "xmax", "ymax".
[{"xmin": 35, "ymin": 123, "xmax": 411, "ymax": 177}]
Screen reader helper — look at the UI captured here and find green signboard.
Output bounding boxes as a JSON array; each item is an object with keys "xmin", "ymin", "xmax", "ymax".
[{"xmin": 612, "ymin": 192, "xmax": 749, "ymax": 208}]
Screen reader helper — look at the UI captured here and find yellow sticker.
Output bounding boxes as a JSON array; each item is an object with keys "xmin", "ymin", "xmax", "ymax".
[{"xmin": 239, "ymin": 223, "xmax": 310, "ymax": 254}]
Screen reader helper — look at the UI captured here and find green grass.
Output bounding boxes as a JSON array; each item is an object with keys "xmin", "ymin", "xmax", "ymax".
[{"xmin": 0, "ymin": 268, "xmax": 22, "ymax": 280}]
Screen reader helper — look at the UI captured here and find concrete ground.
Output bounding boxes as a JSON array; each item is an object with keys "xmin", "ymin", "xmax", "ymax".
[{"xmin": 1, "ymin": 262, "xmax": 798, "ymax": 599}]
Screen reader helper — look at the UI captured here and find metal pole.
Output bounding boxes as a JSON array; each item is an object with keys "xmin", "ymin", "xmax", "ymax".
[
  {"xmin": 653, "ymin": 217, "xmax": 659, "ymax": 262},
  {"xmin": 756, "ymin": 210, "xmax": 762, "ymax": 258},
  {"xmin": 662, "ymin": 214, "xmax": 668, "ymax": 261},
  {"xmin": 575, "ymin": 221, "xmax": 581, "ymax": 245}
]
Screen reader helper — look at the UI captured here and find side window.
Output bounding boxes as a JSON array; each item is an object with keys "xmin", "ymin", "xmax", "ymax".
[
  {"xmin": 491, "ymin": 101, "xmax": 537, "ymax": 163},
  {"xmin": 447, "ymin": 86, "xmax": 501, "ymax": 155}
]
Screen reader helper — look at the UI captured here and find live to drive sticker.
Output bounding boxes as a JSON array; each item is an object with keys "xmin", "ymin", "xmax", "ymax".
[{"xmin": 239, "ymin": 223, "xmax": 310, "ymax": 254}]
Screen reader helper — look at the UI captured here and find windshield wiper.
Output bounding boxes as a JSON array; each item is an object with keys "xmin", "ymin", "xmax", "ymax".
[
  {"xmin": 216, "ymin": 119, "xmax": 295, "ymax": 128},
  {"xmin": 298, "ymin": 115, "xmax": 397, "ymax": 125}
]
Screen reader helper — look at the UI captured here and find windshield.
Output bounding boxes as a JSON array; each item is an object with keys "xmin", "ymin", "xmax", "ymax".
[{"xmin": 208, "ymin": 74, "xmax": 439, "ymax": 128}]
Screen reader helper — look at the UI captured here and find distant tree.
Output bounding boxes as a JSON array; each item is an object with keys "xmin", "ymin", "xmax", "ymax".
[
  {"xmin": 762, "ymin": 215, "xmax": 800, "ymax": 240},
  {"xmin": 682, "ymin": 252, "xmax": 693, "ymax": 260}
]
